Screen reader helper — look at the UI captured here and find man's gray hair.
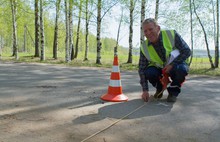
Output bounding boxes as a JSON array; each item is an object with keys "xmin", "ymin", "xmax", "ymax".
[{"xmin": 142, "ymin": 18, "xmax": 158, "ymax": 26}]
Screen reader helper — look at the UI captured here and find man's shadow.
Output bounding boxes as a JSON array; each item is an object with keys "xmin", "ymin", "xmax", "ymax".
[{"xmin": 73, "ymin": 98, "xmax": 173, "ymax": 124}]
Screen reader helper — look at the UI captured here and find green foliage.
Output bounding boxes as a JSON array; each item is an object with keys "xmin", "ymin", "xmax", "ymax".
[
  {"xmin": 1, "ymin": 51, "xmax": 220, "ymax": 76},
  {"xmin": 0, "ymin": 0, "xmax": 124, "ymax": 59},
  {"xmin": 0, "ymin": 0, "xmax": 219, "ymax": 74}
]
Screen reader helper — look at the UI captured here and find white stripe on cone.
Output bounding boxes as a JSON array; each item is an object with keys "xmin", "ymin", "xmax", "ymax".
[
  {"xmin": 112, "ymin": 66, "xmax": 120, "ymax": 72},
  {"xmin": 109, "ymin": 80, "xmax": 122, "ymax": 87}
]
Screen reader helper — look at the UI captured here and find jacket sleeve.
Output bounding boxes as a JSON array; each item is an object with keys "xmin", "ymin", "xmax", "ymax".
[
  {"xmin": 138, "ymin": 51, "xmax": 149, "ymax": 91},
  {"xmin": 172, "ymin": 31, "xmax": 191, "ymax": 65}
]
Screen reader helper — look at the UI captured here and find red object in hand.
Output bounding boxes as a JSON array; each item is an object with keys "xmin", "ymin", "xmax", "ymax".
[{"xmin": 160, "ymin": 68, "xmax": 171, "ymax": 89}]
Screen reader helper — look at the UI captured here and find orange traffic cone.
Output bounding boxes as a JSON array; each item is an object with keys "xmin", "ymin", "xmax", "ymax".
[{"xmin": 101, "ymin": 55, "xmax": 128, "ymax": 102}]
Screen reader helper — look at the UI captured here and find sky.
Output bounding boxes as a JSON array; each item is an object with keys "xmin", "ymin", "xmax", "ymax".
[
  {"xmin": 101, "ymin": 3, "xmax": 155, "ymax": 49},
  {"xmin": 46, "ymin": 0, "xmax": 216, "ymax": 51},
  {"xmin": 48, "ymin": 2, "xmax": 138, "ymax": 48},
  {"xmin": 103, "ymin": 16, "xmax": 141, "ymax": 48},
  {"xmin": 97, "ymin": 4, "xmax": 144, "ymax": 49},
  {"xmin": 76, "ymin": 1, "xmax": 215, "ymax": 51},
  {"xmin": 100, "ymin": 1, "xmax": 215, "ymax": 51},
  {"xmin": 45, "ymin": 1, "xmax": 161, "ymax": 49}
]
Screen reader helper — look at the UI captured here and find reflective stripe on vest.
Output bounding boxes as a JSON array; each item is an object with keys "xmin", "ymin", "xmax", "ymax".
[{"xmin": 141, "ymin": 30, "xmax": 175, "ymax": 68}]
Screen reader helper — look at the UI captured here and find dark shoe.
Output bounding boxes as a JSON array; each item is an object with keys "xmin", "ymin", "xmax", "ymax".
[
  {"xmin": 167, "ymin": 94, "xmax": 177, "ymax": 102},
  {"xmin": 154, "ymin": 89, "xmax": 163, "ymax": 99}
]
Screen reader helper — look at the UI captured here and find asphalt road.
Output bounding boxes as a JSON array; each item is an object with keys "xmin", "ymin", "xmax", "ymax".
[{"xmin": 0, "ymin": 62, "xmax": 219, "ymax": 142}]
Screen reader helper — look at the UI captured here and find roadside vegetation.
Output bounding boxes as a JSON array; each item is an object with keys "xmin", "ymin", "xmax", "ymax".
[
  {"xmin": 0, "ymin": 1, "xmax": 219, "ymax": 77},
  {"xmin": 1, "ymin": 51, "xmax": 220, "ymax": 76}
]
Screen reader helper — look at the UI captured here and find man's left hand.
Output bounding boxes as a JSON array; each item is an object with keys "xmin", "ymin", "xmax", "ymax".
[{"xmin": 163, "ymin": 64, "xmax": 173, "ymax": 74}]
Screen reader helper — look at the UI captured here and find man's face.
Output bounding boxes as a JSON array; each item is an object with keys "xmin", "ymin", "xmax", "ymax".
[{"xmin": 143, "ymin": 22, "xmax": 160, "ymax": 43}]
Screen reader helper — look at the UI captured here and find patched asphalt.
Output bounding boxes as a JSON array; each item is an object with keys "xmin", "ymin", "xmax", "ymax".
[{"xmin": 0, "ymin": 62, "xmax": 219, "ymax": 142}]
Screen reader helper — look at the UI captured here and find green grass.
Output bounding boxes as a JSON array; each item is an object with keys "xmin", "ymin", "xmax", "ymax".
[
  {"xmin": 1, "ymin": 51, "xmax": 220, "ymax": 76},
  {"xmin": 189, "ymin": 58, "xmax": 220, "ymax": 76}
]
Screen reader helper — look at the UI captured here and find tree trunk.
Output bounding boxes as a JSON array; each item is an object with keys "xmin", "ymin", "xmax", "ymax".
[
  {"xmin": 96, "ymin": 0, "xmax": 102, "ymax": 64},
  {"xmin": 84, "ymin": 0, "xmax": 89, "ymax": 61},
  {"xmin": 115, "ymin": 8, "xmax": 123, "ymax": 56},
  {"xmin": 53, "ymin": 0, "xmax": 61, "ymax": 59},
  {"xmin": 188, "ymin": 0, "xmax": 193, "ymax": 66},
  {"xmin": 74, "ymin": 0, "xmax": 82, "ymax": 59},
  {"xmin": 127, "ymin": 0, "xmax": 134, "ymax": 63},
  {"xmin": 10, "ymin": 0, "xmax": 18, "ymax": 60},
  {"xmin": 65, "ymin": 0, "xmax": 70, "ymax": 62},
  {"xmin": 26, "ymin": 26, "xmax": 35, "ymax": 47},
  {"xmin": 40, "ymin": 0, "xmax": 45, "ymax": 61},
  {"xmin": 34, "ymin": 0, "xmax": 40, "ymax": 57},
  {"xmin": 155, "ymin": 0, "xmax": 159, "ymax": 21},
  {"xmin": 23, "ymin": 25, "xmax": 27, "ymax": 52},
  {"xmin": 193, "ymin": 0, "xmax": 215, "ymax": 68},
  {"xmin": 0, "ymin": 37, "xmax": 2, "ymax": 59},
  {"xmin": 215, "ymin": 0, "xmax": 219, "ymax": 67},
  {"xmin": 69, "ymin": 0, "xmax": 74, "ymax": 61},
  {"xmin": 140, "ymin": 0, "xmax": 146, "ymax": 45}
]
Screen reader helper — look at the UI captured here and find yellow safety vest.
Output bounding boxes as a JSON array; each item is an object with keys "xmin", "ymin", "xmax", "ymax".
[{"xmin": 141, "ymin": 30, "xmax": 175, "ymax": 68}]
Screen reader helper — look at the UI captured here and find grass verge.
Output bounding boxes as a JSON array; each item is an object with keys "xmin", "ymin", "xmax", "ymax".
[{"xmin": 1, "ymin": 52, "xmax": 220, "ymax": 76}]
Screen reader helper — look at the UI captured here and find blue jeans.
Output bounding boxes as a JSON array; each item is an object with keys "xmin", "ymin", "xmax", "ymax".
[{"xmin": 144, "ymin": 63, "xmax": 189, "ymax": 96}]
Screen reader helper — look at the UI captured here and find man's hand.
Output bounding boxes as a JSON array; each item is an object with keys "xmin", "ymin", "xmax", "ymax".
[
  {"xmin": 163, "ymin": 64, "xmax": 173, "ymax": 74},
  {"xmin": 142, "ymin": 91, "xmax": 150, "ymax": 102}
]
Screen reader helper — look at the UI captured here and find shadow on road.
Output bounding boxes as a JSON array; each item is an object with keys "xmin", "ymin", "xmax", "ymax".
[{"xmin": 73, "ymin": 99, "xmax": 173, "ymax": 124}]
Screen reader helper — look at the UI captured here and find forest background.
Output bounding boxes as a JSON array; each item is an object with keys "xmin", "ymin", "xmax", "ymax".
[{"xmin": 0, "ymin": 0, "xmax": 219, "ymax": 76}]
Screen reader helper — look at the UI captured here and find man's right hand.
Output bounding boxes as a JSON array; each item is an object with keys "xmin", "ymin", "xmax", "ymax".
[{"xmin": 142, "ymin": 91, "xmax": 150, "ymax": 102}]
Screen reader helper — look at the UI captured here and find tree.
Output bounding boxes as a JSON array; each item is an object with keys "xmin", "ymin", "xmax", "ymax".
[
  {"xmin": 69, "ymin": 0, "xmax": 74, "ymax": 61},
  {"xmin": 140, "ymin": 0, "xmax": 146, "ymax": 45},
  {"xmin": 35, "ymin": 0, "xmax": 40, "ymax": 57},
  {"xmin": 96, "ymin": 0, "xmax": 102, "ymax": 64},
  {"xmin": 24, "ymin": 25, "xmax": 35, "ymax": 52},
  {"xmin": 23, "ymin": 25, "xmax": 27, "ymax": 52},
  {"xmin": 127, "ymin": 0, "xmax": 134, "ymax": 63},
  {"xmin": 65, "ymin": 0, "xmax": 70, "ymax": 62},
  {"xmin": 188, "ymin": 0, "xmax": 193, "ymax": 66},
  {"xmin": 39, "ymin": 0, "xmax": 45, "ymax": 61},
  {"xmin": 114, "ymin": 8, "xmax": 124, "ymax": 55},
  {"xmin": 155, "ymin": 0, "xmax": 159, "ymax": 21},
  {"xmin": 74, "ymin": 0, "xmax": 83, "ymax": 59},
  {"xmin": 53, "ymin": 0, "xmax": 61, "ymax": 59},
  {"xmin": 193, "ymin": 0, "xmax": 215, "ymax": 68},
  {"xmin": 84, "ymin": 0, "xmax": 89, "ymax": 61},
  {"xmin": 214, "ymin": 0, "xmax": 219, "ymax": 67},
  {"xmin": 64, "ymin": 0, "xmax": 74, "ymax": 62},
  {"xmin": 10, "ymin": 0, "xmax": 18, "ymax": 60},
  {"xmin": 95, "ymin": 0, "xmax": 118, "ymax": 64}
]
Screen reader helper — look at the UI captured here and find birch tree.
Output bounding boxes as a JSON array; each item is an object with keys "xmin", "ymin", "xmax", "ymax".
[
  {"xmin": 53, "ymin": 0, "xmax": 61, "ymax": 59},
  {"xmin": 83, "ymin": 0, "xmax": 96, "ymax": 61},
  {"xmin": 23, "ymin": 25, "xmax": 27, "ymax": 52},
  {"xmin": 96, "ymin": 0, "xmax": 118, "ymax": 64},
  {"xmin": 40, "ymin": 0, "xmax": 45, "ymax": 61},
  {"xmin": 188, "ymin": 0, "xmax": 193, "ymax": 66},
  {"xmin": 214, "ymin": 0, "xmax": 219, "ymax": 67},
  {"xmin": 155, "ymin": 0, "xmax": 159, "ymax": 21},
  {"xmin": 69, "ymin": 0, "xmax": 74, "ymax": 61},
  {"xmin": 114, "ymin": 8, "xmax": 124, "ymax": 55},
  {"xmin": 65, "ymin": 0, "xmax": 70, "ymax": 62},
  {"xmin": 74, "ymin": 0, "xmax": 83, "ymax": 59},
  {"xmin": 96, "ymin": 0, "xmax": 102, "ymax": 64},
  {"xmin": 193, "ymin": 0, "xmax": 215, "ymax": 68},
  {"xmin": 10, "ymin": 0, "xmax": 18, "ymax": 60},
  {"xmin": 140, "ymin": 0, "xmax": 146, "ymax": 45},
  {"xmin": 64, "ymin": 0, "xmax": 74, "ymax": 62},
  {"xmin": 127, "ymin": 0, "xmax": 134, "ymax": 63},
  {"xmin": 84, "ymin": 0, "xmax": 89, "ymax": 61},
  {"xmin": 35, "ymin": 0, "xmax": 40, "ymax": 57}
]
